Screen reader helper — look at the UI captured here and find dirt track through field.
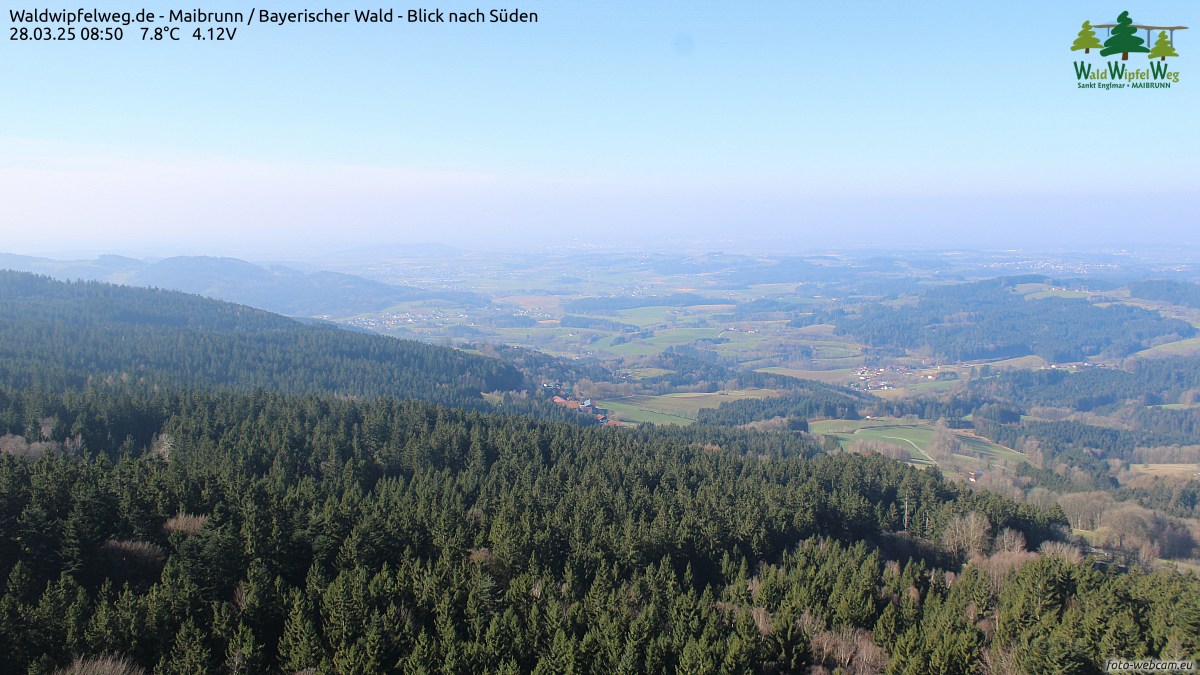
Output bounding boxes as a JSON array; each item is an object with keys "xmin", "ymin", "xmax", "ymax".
[{"xmin": 854, "ymin": 428, "xmax": 936, "ymax": 464}]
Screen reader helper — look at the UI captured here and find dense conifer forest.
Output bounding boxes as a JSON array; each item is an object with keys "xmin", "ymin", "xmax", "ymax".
[
  {"xmin": 1129, "ymin": 280, "xmax": 1200, "ymax": 310},
  {"xmin": 0, "ymin": 271, "xmax": 522, "ymax": 406},
  {"xmin": 7, "ymin": 387, "xmax": 1195, "ymax": 674},
  {"xmin": 695, "ymin": 389, "xmax": 867, "ymax": 427},
  {"xmin": 0, "ymin": 271, "xmax": 1197, "ymax": 673},
  {"xmin": 831, "ymin": 278, "xmax": 1195, "ymax": 362}
]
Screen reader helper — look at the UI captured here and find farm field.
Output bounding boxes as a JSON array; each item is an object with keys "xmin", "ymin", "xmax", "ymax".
[
  {"xmin": 810, "ymin": 417, "xmax": 910, "ymax": 434},
  {"xmin": 599, "ymin": 388, "xmax": 780, "ymax": 425},
  {"xmin": 497, "ymin": 294, "xmax": 567, "ymax": 311},
  {"xmin": 598, "ymin": 400, "xmax": 694, "ymax": 426},
  {"xmin": 980, "ymin": 355, "xmax": 1049, "ymax": 370},
  {"xmin": 1128, "ymin": 463, "xmax": 1200, "ymax": 480},
  {"xmin": 1133, "ymin": 337, "xmax": 1200, "ymax": 358},
  {"xmin": 893, "ymin": 380, "xmax": 959, "ymax": 395},
  {"xmin": 955, "ymin": 432, "xmax": 1027, "ymax": 463},
  {"xmin": 621, "ymin": 367, "xmax": 675, "ymax": 379},
  {"xmin": 603, "ymin": 341, "xmax": 667, "ymax": 358},
  {"xmin": 1014, "ymin": 283, "xmax": 1092, "ymax": 300},
  {"xmin": 645, "ymin": 327, "xmax": 724, "ymax": 346},
  {"xmin": 611, "ymin": 306, "xmax": 676, "ymax": 326},
  {"xmin": 811, "ymin": 418, "xmax": 1024, "ymax": 469},
  {"xmin": 1149, "ymin": 402, "xmax": 1200, "ymax": 410},
  {"xmin": 1168, "ymin": 559, "xmax": 1200, "ymax": 575}
]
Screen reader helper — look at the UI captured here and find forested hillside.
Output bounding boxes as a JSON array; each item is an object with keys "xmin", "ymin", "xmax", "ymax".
[
  {"xmin": 6, "ymin": 387, "xmax": 1188, "ymax": 675},
  {"xmin": 0, "ymin": 254, "xmax": 487, "ymax": 317},
  {"xmin": 1129, "ymin": 280, "xmax": 1200, "ymax": 309},
  {"xmin": 696, "ymin": 384, "xmax": 868, "ymax": 426},
  {"xmin": 834, "ymin": 278, "xmax": 1194, "ymax": 362},
  {"xmin": 0, "ymin": 271, "xmax": 521, "ymax": 407},
  {"xmin": 969, "ymin": 359, "xmax": 1200, "ymax": 411},
  {"xmin": 0, "ymin": 269, "xmax": 1197, "ymax": 674}
]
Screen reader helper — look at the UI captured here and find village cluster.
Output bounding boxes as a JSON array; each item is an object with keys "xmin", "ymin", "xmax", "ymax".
[{"xmin": 541, "ymin": 383, "xmax": 621, "ymax": 426}]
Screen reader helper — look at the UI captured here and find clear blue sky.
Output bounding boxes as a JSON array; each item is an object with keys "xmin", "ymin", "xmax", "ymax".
[{"xmin": 2, "ymin": 0, "xmax": 1197, "ymax": 256}]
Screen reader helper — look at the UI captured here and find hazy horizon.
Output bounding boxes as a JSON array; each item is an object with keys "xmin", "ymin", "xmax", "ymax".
[
  {"xmin": 3, "ymin": 0, "xmax": 1197, "ymax": 256},
  {"xmin": 7, "ymin": 240, "xmax": 1200, "ymax": 273}
]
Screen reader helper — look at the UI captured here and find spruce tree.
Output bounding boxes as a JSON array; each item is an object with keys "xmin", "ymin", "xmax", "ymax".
[
  {"xmin": 156, "ymin": 618, "xmax": 212, "ymax": 675},
  {"xmin": 225, "ymin": 622, "xmax": 265, "ymax": 675},
  {"xmin": 1148, "ymin": 31, "xmax": 1179, "ymax": 61},
  {"xmin": 874, "ymin": 601, "xmax": 901, "ymax": 648},
  {"xmin": 277, "ymin": 590, "xmax": 324, "ymax": 672},
  {"xmin": 1071, "ymin": 21, "xmax": 1103, "ymax": 54},
  {"xmin": 331, "ymin": 617, "xmax": 383, "ymax": 675},
  {"xmin": 1101, "ymin": 11, "xmax": 1150, "ymax": 60}
]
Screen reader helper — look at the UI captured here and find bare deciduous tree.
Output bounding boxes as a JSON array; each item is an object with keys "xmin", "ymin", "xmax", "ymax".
[
  {"xmin": 942, "ymin": 511, "xmax": 992, "ymax": 559},
  {"xmin": 1038, "ymin": 540, "xmax": 1083, "ymax": 564},
  {"xmin": 994, "ymin": 528, "xmax": 1026, "ymax": 554},
  {"xmin": 974, "ymin": 550, "xmax": 1040, "ymax": 595},
  {"xmin": 1056, "ymin": 491, "xmax": 1115, "ymax": 531},
  {"xmin": 927, "ymin": 418, "xmax": 962, "ymax": 460},
  {"xmin": 810, "ymin": 626, "xmax": 888, "ymax": 675},
  {"xmin": 55, "ymin": 654, "xmax": 145, "ymax": 675}
]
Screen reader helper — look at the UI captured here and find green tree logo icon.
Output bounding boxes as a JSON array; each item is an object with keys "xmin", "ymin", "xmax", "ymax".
[
  {"xmin": 1101, "ymin": 11, "xmax": 1150, "ymax": 60},
  {"xmin": 1071, "ymin": 21, "xmax": 1103, "ymax": 54},
  {"xmin": 1148, "ymin": 31, "xmax": 1180, "ymax": 60}
]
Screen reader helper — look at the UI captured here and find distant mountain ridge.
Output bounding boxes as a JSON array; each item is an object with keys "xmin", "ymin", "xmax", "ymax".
[
  {"xmin": 0, "ymin": 252, "xmax": 486, "ymax": 317},
  {"xmin": 0, "ymin": 269, "xmax": 521, "ymax": 405}
]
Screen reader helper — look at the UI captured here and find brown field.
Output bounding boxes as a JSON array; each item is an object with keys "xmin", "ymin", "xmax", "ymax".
[
  {"xmin": 794, "ymin": 323, "xmax": 841, "ymax": 337},
  {"xmin": 1129, "ymin": 463, "xmax": 1200, "ymax": 479}
]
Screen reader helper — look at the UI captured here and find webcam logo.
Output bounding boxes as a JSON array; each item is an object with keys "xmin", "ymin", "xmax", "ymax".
[{"xmin": 1073, "ymin": 11, "xmax": 1186, "ymax": 89}]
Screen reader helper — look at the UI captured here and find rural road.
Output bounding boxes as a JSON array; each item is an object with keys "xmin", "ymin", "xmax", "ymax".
[{"xmin": 854, "ymin": 429, "xmax": 937, "ymax": 465}]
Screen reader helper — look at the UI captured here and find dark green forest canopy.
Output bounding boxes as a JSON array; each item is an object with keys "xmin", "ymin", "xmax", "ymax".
[
  {"xmin": 1130, "ymin": 279, "xmax": 1200, "ymax": 310},
  {"xmin": 0, "ymin": 386, "xmax": 1111, "ymax": 674},
  {"xmin": 0, "ymin": 270, "xmax": 1196, "ymax": 673},
  {"xmin": 696, "ymin": 384, "xmax": 869, "ymax": 426},
  {"xmin": 0, "ymin": 271, "xmax": 523, "ymax": 406},
  {"xmin": 969, "ymin": 357, "xmax": 1200, "ymax": 411},
  {"xmin": 833, "ymin": 277, "xmax": 1195, "ymax": 362}
]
